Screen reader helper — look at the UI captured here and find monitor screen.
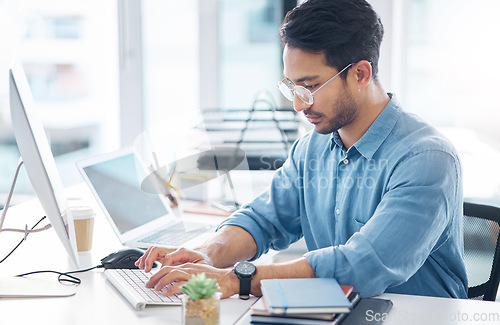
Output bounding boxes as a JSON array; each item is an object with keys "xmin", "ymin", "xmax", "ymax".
[{"xmin": 9, "ymin": 58, "xmax": 79, "ymax": 267}]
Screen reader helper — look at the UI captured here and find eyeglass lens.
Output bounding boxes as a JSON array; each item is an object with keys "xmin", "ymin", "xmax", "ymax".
[
  {"xmin": 294, "ymin": 87, "xmax": 313, "ymax": 105},
  {"xmin": 277, "ymin": 81, "xmax": 294, "ymax": 101},
  {"xmin": 278, "ymin": 63, "xmax": 352, "ymax": 105}
]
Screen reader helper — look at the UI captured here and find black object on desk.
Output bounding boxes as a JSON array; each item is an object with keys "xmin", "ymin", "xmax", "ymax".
[
  {"xmin": 339, "ymin": 297, "xmax": 393, "ymax": 325},
  {"xmin": 101, "ymin": 248, "xmax": 158, "ymax": 269}
]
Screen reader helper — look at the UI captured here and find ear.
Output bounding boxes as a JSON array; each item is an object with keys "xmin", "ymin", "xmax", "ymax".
[{"xmin": 352, "ymin": 60, "xmax": 372, "ymax": 89}]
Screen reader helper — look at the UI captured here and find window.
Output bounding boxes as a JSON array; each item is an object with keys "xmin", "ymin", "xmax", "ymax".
[
  {"xmin": 217, "ymin": 0, "xmax": 286, "ymax": 108},
  {"xmin": 141, "ymin": 0, "xmax": 200, "ymax": 129},
  {"xmin": 126, "ymin": 0, "xmax": 297, "ymax": 173},
  {"xmin": 137, "ymin": 0, "xmax": 293, "ymax": 127},
  {"xmin": 401, "ymin": 0, "xmax": 500, "ymax": 203},
  {"xmin": 0, "ymin": 1, "xmax": 119, "ymax": 204}
]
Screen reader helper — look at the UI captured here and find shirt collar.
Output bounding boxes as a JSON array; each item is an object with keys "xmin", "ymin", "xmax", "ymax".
[
  {"xmin": 329, "ymin": 93, "xmax": 402, "ymax": 159},
  {"xmin": 330, "ymin": 132, "xmax": 343, "ymax": 151}
]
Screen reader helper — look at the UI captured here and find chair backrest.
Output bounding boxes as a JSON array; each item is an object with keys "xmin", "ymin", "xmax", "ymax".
[{"xmin": 463, "ymin": 202, "xmax": 500, "ymax": 301}]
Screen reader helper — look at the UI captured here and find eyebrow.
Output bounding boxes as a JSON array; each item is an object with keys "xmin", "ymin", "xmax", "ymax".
[{"xmin": 294, "ymin": 75, "xmax": 320, "ymax": 83}]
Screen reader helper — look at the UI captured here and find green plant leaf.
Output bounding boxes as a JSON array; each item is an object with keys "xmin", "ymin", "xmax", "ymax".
[{"xmin": 180, "ymin": 273, "xmax": 219, "ymax": 300}]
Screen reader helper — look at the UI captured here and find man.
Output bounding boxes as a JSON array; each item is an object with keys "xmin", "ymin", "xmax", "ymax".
[{"xmin": 136, "ymin": 0, "xmax": 468, "ymax": 299}]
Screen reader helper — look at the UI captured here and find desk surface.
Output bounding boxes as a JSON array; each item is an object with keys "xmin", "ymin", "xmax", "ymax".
[
  {"xmin": 1, "ymin": 184, "xmax": 500, "ymax": 325},
  {"xmin": 377, "ymin": 293, "xmax": 500, "ymax": 325}
]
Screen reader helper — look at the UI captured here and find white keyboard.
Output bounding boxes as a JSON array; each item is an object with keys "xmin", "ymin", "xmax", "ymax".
[{"xmin": 104, "ymin": 268, "xmax": 181, "ymax": 311}]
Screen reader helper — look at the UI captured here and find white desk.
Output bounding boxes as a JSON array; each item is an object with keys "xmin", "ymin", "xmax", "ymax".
[
  {"xmin": 1, "ymin": 184, "xmax": 500, "ymax": 325},
  {"xmin": 0, "ymin": 184, "xmax": 254, "ymax": 324},
  {"xmin": 375, "ymin": 293, "xmax": 500, "ymax": 325}
]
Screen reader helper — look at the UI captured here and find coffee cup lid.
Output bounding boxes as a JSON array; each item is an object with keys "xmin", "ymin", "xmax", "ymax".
[{"xmin": 69, "ymin": 206, "xmax": 95, "ymax": 219}]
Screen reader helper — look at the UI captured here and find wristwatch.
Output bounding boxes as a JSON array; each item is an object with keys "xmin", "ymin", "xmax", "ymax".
[{"xmin": 233, "ymin": 261, "xmax": 256, "ymax": 300}]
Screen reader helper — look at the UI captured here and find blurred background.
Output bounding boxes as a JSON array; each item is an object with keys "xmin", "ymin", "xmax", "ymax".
[{"xmin": 1, "ymin": 0, "xmax": 499, "ymax": 207}]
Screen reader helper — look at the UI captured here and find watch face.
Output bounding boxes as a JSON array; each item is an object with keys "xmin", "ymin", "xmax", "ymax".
[{"xmin": 235, "ymin": 262, "xmax": 256, "ymax": 276}]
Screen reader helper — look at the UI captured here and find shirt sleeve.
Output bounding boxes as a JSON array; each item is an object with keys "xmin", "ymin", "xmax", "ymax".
[
  {"xmin": 217, "ymin": 140, "xmax": 305, "ymax": 260},
  {"xmin": 305, "ymin": 149, "xmax": 462, "ymax": 297}
]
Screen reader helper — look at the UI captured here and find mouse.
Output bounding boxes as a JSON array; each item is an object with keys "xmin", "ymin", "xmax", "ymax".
[{"xmin": 100, "ymin": 248, "xmax": 158, "ymax": 269}]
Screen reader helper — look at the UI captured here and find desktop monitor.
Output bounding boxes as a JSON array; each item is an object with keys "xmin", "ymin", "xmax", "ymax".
[{"xmin": 9, "ymin": 58, "xmax": 79, "ymax": 267}]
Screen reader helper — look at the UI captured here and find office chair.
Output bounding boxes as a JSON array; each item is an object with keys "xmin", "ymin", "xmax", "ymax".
[{"xmin": 463, "ymin": 202, "xmax": 500, "ymax": 301}]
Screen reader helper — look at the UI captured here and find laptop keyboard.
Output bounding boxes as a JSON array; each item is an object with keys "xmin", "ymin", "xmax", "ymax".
[
  {"xmin": 110, "ymin": 268, "xmax": 181, "ymax": 304},
  {"xmin": 138, "ymin": 222, "xmax": 215, "ymax": 246}
]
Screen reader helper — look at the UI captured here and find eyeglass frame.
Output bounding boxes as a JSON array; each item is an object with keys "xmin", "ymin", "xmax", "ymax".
[{"xmin": 277, "ymin": 63, "xmax": 353, "ymax": 105}]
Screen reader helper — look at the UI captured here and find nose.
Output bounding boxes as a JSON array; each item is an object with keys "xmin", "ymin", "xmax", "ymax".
[{"xmin": 293, "ymin": 94, "xmax": 312, "ymax": 113}]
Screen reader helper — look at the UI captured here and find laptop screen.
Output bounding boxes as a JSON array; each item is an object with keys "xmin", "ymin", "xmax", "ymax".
[{"xmin": 81, "ymin": 152, "xmax": 170, "ymax": 234}]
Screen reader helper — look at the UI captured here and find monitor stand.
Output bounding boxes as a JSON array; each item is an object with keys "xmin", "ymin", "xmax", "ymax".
[
  {"xmin": 0, "ymin": 276, "xmax": 76, "ymax": 298},
  {"xmin": 0, "ymin": 159, "xmax": 74, "ymax": 298}
]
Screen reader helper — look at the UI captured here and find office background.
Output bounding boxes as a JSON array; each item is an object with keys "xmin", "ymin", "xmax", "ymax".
[{"xmin": 0, "ymin": 0, "xmax": 499, "ymax": 207}]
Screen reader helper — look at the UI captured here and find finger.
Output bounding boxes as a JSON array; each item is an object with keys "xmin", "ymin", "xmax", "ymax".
[
  {"xmin": 143, "ymin": 247, "xmax": 159, "ymax": 272},
  {"xmin": 144, "ymin": 248, "xmax": 160, "ymax": 273},
  {"xmin": 145, "ymin": 268, "xmax": 165, "ymax": 288},
  {"xmin": 134, "ymin": 247, "xmax": 151, "ymax": 268},
  {"xmin": 145, "ymin": 266, "xmax": 187, "ymax": 288},
  {"xmin": 153, "ymin": 269, "xmax": 191, "ymax": 292},
  {"xmin": 137, "ymin": 247, "xmax": 163, "ymax": 273},
  {"xmin": 162, "ymin": 247, "xmax": 204, "ymax": 267},
  {"xmin": 162, "ymin": 281, "xmax": 186, "ymax": 297},
  {"xmin": 135, "ymin": 246, "xmax": 154, "ymax": 268},
  {"xmin": 162, "ymin": 247, "xmax": 194, "ymax": 266},
  {"xmin": 144, "ymin": 247, "xmax": 175, "ymax": 272}
]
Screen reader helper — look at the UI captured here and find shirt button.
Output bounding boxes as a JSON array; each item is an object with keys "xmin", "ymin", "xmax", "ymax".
[
  {"xmin": 336, "ymin": 209, "xmax": 340, "ymax": 215},
  {"xmin": 343, "ymin": 159, "xmax": 349, "ymax": 164}
]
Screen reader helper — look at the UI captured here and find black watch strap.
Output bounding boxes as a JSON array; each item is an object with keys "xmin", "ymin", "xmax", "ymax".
[
  {"xmin": 234, "ymin": 261, "xmax": 256, "ymax": 300},
  {"xmin": 239, "ymin": 277, "xmax": 252, "ymax": 300}
]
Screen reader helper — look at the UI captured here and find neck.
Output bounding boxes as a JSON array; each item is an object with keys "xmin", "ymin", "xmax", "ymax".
[{"xmin": 338, "ymin": 83, "xmax": 390, "ymax": 150}]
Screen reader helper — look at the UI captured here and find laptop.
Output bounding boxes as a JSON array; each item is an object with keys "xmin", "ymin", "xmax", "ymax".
[{"xmin": 77, "ymin": 147, "xmax": 221, "ymax": 249}]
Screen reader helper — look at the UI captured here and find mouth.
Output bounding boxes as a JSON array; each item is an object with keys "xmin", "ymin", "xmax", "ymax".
[{"xmin": 305, "ymin": 114, "xmax": 322, "ymax": 124}]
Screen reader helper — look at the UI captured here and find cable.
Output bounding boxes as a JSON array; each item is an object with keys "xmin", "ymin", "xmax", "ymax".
[
  {"xmin": 0, "ymin": 159, "xmax": 52, "ymax": 237},
  {"xmin": 0, "ymin": 215, "xmax": 49, "ymax": 264},
  {"xmin": 0, "ymin": 159, "xmax": 24, "ymax": 231},
  {"xmin": 0, "ymin": 214, "xmax": 104, "ymax": 286},
  {"xmin": 16, "ymin": 265, "xmax": 104, "ymax": 286}
]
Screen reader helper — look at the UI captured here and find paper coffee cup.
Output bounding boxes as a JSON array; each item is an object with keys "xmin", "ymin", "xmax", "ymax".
[{"xmin": 69, "ymin": 206, "xmax": 95, "ymax": 252}]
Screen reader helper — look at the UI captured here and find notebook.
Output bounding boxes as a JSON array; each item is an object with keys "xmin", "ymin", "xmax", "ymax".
[
  {"xmin": 77, "ymin": 147, "xmax": 221, "ymax": 249},
  {"xmin": 260, "ymin": 278, "xmax": 352, "ymax": 315},
  {"xmin": 251, "ymin": 285, "xmax": 355, "ymax": 324}
]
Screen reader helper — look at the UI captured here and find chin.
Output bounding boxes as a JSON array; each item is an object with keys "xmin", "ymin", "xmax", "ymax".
[{"xmin": 313, "ymin": 124, "xmax": 337, "ymax": 135}]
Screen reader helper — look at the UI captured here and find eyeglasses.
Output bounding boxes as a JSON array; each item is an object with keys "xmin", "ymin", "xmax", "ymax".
[{"xmin": 277, "ymin": 63, "xmax": 353, "ymax": 105}]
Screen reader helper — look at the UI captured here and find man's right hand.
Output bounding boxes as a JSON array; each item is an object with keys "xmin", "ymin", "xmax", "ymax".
[
  {"xmin": 134, "ymin": 246, "xmax": 213, "ymax": 273},
  {"xmin": 136, "ymin": 225, "xmax": 257, "ymax": 272}
]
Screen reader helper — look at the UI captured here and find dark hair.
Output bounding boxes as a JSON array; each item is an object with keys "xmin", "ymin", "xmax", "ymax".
[{"xmin": 280, "ymin": 0, "xmax": 384, "ymax": 80}]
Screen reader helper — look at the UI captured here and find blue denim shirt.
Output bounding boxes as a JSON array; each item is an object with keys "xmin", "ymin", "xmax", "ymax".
[{"xmin": 220, "ymin": 94, "xmax": 468, "ymax": 298}]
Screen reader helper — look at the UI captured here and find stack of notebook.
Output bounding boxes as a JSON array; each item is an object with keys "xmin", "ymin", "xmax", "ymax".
[{"xmin": 251, "ymin": 278, "xmax": 393, "ymax": 325}]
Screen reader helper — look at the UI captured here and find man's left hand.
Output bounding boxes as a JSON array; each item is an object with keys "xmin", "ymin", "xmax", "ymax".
[{"xmin": 145, "ymin": 263, "xmax": 239, "ymax": 298}]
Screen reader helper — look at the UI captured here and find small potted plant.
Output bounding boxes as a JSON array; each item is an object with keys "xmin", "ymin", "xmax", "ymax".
[{"xmin": 181, "ymin": 273, "xmax": 221, "ymax": 325}]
